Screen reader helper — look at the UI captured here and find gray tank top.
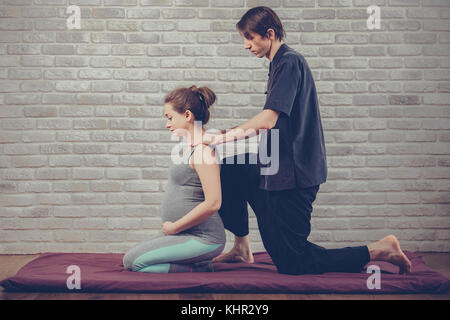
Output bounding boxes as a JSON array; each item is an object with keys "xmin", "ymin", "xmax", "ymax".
[{"xmin": 159, "ymin": 144, "xmax": 226, "ymax": 244}]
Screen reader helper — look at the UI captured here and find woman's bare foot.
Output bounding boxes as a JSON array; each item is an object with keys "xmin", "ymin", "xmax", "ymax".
[
  {"xmin": 212, "ymin": 235, "xmax": 254, "ymax": 263},
  {"xmin": 367, "ymin": 235, "xmax": 412, "ymax": 274}
]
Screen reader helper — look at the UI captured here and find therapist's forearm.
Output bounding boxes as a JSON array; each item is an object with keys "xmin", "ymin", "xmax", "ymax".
[
  {"xmin": 222, "ymin": 126, "xmax": 258, "ymax": 143},
  {"xmin": 221, "ymin": 111, "xmax": 270, "ymax": 143}
]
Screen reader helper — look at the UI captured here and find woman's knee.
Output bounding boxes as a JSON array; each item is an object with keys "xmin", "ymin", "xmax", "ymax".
[{"xmin": 124, "ymin": 255, "xmax": 148, "ymax": 272}]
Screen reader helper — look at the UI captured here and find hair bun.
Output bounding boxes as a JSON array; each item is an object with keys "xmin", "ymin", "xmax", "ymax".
[
  {"xmin": 197, "ymin": 87, "xmax": 216, "ymax": 109},
  {"xmin": 165, "ymin": 85, "xmax": 216, "ymax": 125}
]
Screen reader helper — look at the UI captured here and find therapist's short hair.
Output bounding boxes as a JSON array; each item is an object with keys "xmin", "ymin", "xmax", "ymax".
[{"xmin": 237, "ymin": 6, "xmax": 285, "ymax": 41}]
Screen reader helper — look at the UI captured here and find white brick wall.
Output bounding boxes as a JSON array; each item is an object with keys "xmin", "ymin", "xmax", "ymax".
[{"xmin": 0, "ymin": 0, "xmax": 449, "ymax": 254}]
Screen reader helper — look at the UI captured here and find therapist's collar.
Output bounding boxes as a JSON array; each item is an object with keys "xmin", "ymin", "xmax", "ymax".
[{"xmin": 271, "ymin": 43, "xmax": 289, "ymax": 66}]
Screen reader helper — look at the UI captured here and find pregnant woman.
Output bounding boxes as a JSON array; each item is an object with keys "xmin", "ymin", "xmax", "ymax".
[{"xmin": 123, "ymin": 86, "xmax": 225, "ymax": 273}]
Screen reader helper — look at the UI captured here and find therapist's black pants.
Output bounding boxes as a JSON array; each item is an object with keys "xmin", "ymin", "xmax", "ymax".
[{"xmin": 218, "ymin": 154, "xmax": 370, "ymax": 275}]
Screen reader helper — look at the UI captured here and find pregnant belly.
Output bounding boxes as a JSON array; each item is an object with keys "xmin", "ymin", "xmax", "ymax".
[{"xmin": 160, "ymin": 196, "xmax": 202, "ymax": 222}]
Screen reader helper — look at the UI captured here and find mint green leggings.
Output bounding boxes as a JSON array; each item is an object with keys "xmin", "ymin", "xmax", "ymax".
[{"xmin": 122, "ymin": 233, "xmax": 225, "ymax": 273}]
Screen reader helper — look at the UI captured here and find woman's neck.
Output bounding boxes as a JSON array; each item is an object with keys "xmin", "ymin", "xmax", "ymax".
[{"xmin": 185, "ymin": 125, "xmax": 205, "ymax": 146}]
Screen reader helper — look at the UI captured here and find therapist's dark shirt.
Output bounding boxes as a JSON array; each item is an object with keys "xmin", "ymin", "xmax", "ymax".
[{"xmin": 258, "ymin": 44, "xmax": 327, "ymax": 191}]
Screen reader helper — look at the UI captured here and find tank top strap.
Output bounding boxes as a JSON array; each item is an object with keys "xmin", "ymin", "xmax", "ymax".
[
  {"xmin": 187, "ymin": 144, "xmax": 216, "ymax": 161},
  {"xmin": 188, "ymin": 144, "xmax": 197, "ymax": 158},
  {"xmin": 187, "ymin": 144, "xmax": 199, "ymax": 163}
]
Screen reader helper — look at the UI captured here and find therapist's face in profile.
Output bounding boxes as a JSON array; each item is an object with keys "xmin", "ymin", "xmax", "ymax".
[{"xmin": 241, "ymin": 30, "xmax": 275, "ymax": 59}]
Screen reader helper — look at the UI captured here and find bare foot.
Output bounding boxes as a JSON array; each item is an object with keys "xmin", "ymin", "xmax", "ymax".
[
  {"xmin": 212, "ymin": 235, "xmax": 254, "ymax": 264},
  {"xmin": 368, "ymin": 235, "xmax": 412, "ymax": 274}
]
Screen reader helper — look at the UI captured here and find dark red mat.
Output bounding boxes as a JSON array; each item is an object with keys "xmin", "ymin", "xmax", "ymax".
[{"xmin": 1, "ymin": 251, "xmax": 448, "ymax": 293}]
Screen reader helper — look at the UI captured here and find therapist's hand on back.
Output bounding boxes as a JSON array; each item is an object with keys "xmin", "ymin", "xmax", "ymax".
[{"xmin": 201, "ymin": 131, "xmax": 225, "ymax": 147}]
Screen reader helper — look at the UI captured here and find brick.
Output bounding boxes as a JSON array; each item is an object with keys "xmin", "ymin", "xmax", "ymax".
[
  {"xmin": 334, "ymin": 82, "xmax": 367, "ymax": 94},
  {"xmin": 0, "ymin": 20, "xmax": 32, "ymax": 31},
  {"xmin": 350, "ymin": 218, "xmax": 385, "ymax": 229},
  {"xmin": 0, "ymin": 7, "xmax": 20, "ymax": 18},
  {"xmin": 90, "ymin": 181, "xmax": 121, "ymax": 192},
  {"xmin": 127, "ymin": 8, "xmax": 159, "ymax": 19},
  {"xmin": 162, "ymin": 33, "xmax": 196, "ymax": 44},
  {"xmin": 161, "ymin": 8, "xmax": 196, "ymax": 19},
  {"xmin": 141, "ymin": 0, "xmax": 173, "ymax": 5},
  {"xmin": 9, "ymin": 69, "xmax": 42, "ymax": 80},
  {"xmin": 217, "ymin": 45, "xmax": 250, "ymax": 57},
  {"xmin": 83, "ymin": 156, "xmax": 118, "ymax": 168},
  {"xmin": 108, "ymin": 143, "xmax": 144, "ymax": 154},
  {"xmin": 72, "ymin": 168, "xmax": 105, "ymax": 180},
  {"xmin": 354, "ymin": 95, "xmax": 388, "ymax": 106},
  {"xmin": 11, "ymin": 156, "xmax": 46, "ymax": 168},
  {"xmin": 198, "ymin": 9, "xmax": 232, "ymax": 19},
  {"xmin": 424, "ymin": 70, "xmax": 450, "ymax": 81},
  {"xmin": 77, "ymin": 45, "xmax": 110, "ymax": 55},
  {"xmin": 125, "ymin": 58, "xmax": 160, "ymax": 68},
  {"xmin": 317, "ymin": 21, "xmax": 350, "ymax": 32},
  {"xmin": 22, "ymin": 32, "xmax": 55, "ymax": 43},
  {"xmin": 369, "ymin": 33, "xmax": 403, "ymax": 44},
  {"xmin": 389, "ymin": 95, "xmax": 421, "ymax": 105},
  {"xmin": 335, "ymin": 34, "xmax": 368, "ymax": 44},
  {"xmin": 92, "ymin": 8, "xmax": 125, "ymax": 19},
  {"xmin": 389, "ymin": 21, "xmax": 421, "ymax": 31},
  {"xmin": 49, "ymin": 175, "xmax": 86, "ymax": 189},
  {"xmin": 388, "ymin": 45, "xmax": 422, "ymax": 56},
  {"xmin": 44, "ymin": 69, "xmax": 77, "ymax": 80},
  {"xmin": 43, "ymin": 94, "xmax": 77, "ymax": 105},
  {"xmin": 321, "ymin": 70, "xmax": 354, "ymax": 80},
  {"xmin": 108, "ymin": 218, "xmax": 141, "ymax": 230},
  {"xmin": 55, "ymin": 81, "xmax": 90, "ymax": 92},
  {"xmin": 177, "ymin": 20, "xmax": 210, "ymax": 32},
  {"xmin": 333, "ymin": 231, "xmax": 367, "ymax": 242},
  {"xmin": 424, "ymin": 94, "xmax": 450, "ymax": 105},
  {"xmin": 55, "ymin": 230, "xmax": 88, "ymax": 242},
  {"xmin": 319, "ymin": 46, "xmax": 353, "ymax": 57},
  {"xmin": 7, "ymin": 45, "xmax": 40, "ymax": 55},
  {"xmin": 198, "ymin": 33, "xmax": 230, "ymax": 44},
  {"xmin": 90, "ymin": 33, "xmax": 125, "ymax": 44},
  {"xmin": 352, "ymin": 168, "xmax": 386, "ymax": 179},
  {"xmin": 71, "ymin": 194, "xmax": 106, "ymax": 205},
  {"xmin": 71, "ymin": 218, "xmax": 107, "ymax": 230},
  {"xmin": 56, "ymin": 56, "xmax": 89, "ymax": 67},
  {"xmin": 369, "ymin": 58, "xmax": 403, "ymax": 69},
  {"xmin": 314, "ymin": 218, "xmax": 349, "ymax": 229},
  {"xmin": 334, "ymin": 58, "xmax": 368, "ymax": 69},
  {"xmin": 354, "ymin": 46, "xmax": 386, "ymax": 56},
  {"xmin": 0, "ymin": 56, "xmax": 19, "ymax": 68},
  {"xmin": 107, "ymin": 21, "xmax": 139, "ymax": 32},
  {"xmin": 56, "ymin": 33, "xmax": 90, "ymax": 43}
]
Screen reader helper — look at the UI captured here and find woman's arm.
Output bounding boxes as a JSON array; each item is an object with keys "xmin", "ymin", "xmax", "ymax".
[{"xmin": 162, "ymin": 144, "xmax": 222, "ymax": 235}]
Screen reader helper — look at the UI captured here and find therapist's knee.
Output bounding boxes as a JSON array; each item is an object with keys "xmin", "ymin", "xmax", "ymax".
[{"xmin": 276, "ymin": 263, "xmax": 300, "ymax": 275}]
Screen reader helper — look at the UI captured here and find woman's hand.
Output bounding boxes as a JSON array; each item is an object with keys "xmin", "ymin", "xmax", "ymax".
[{"xmin": 162, "ymin": 222, "xmax": 178, "ymax": 236}]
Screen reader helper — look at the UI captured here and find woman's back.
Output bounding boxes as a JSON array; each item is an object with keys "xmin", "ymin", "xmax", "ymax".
[{"xmin": 160, "ymin": 144, "xmax": 225, "ymax": 244}]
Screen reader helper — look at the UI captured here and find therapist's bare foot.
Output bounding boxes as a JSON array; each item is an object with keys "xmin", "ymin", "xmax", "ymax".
[
  {"xmin": 368, "ymin": 235, "xmax": 412, "ymax": 274},
  {"xmin": 212, "ymin": 235, "xmax": 254, "ymax": 263}
]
